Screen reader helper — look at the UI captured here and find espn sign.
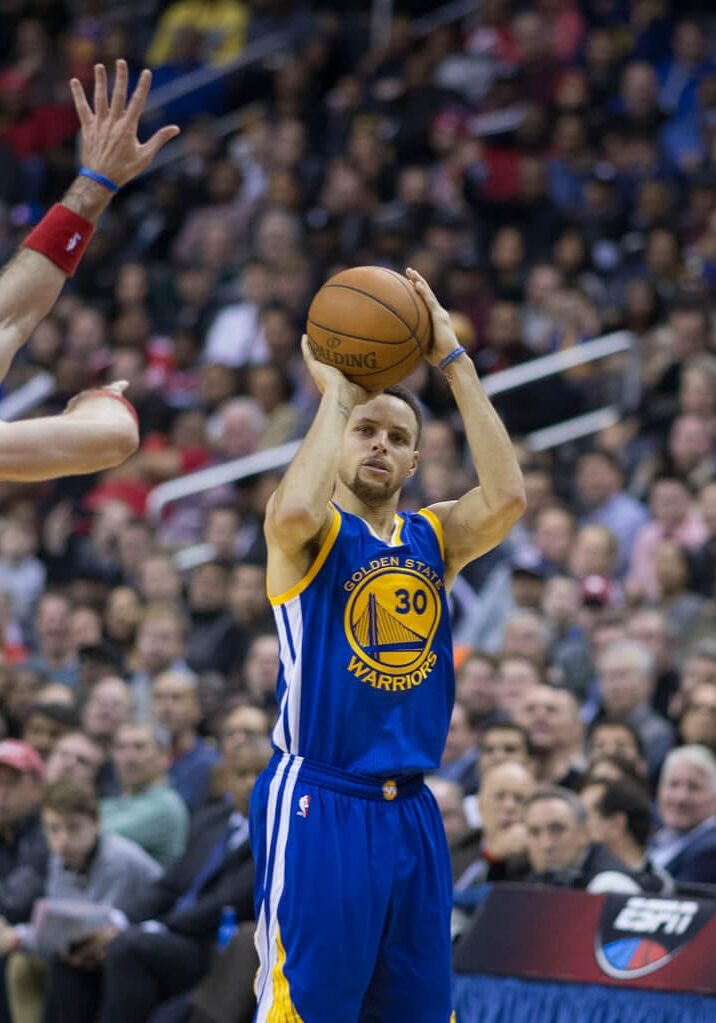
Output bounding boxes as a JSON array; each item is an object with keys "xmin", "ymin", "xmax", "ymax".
[
  {"xmin": 612, "ymin": 898, "xmax": 699, "ymax": 937},
  {"xmin": 596, "ymin": 895, "xmax": 710, "ymax": 980}
]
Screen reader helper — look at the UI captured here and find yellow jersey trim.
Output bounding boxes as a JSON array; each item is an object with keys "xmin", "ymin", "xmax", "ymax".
[
  {"xmin": 418, "ymin": 507, "xmax": 445, "ymax": 561},
  {"xmin": 393, "ymin": 514, "xmax": 404, "ymax": 546},
  {"xmin": 268, "ymin": 503, "xmax": 342, "ymax": 606},
  {"xmin": 266, "ymin": 925, "xmax": 305, "ymax": 1022}
]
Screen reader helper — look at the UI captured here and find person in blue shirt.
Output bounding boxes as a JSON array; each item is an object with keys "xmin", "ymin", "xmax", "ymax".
[
  {"xmin": 150, "ymin": 669, "xmax": 219, "ymax": 812},
  {"xmin": 252, "ymin": 268, "xmax": 526, "ymax": 1022}
]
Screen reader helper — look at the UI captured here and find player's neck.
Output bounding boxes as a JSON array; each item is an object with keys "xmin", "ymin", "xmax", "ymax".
[{"xmin": 333, "ymin": 482, "xmax": 400, "ymax": 542}]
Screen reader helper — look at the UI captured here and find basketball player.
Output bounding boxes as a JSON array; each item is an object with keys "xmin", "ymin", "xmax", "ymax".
[
  {"xmin": 0, "ymin": 60, "xmax": 178, "ymax": 480},
  {"xmin": 253, "ymin": 269, "xmax": 526, "ymax": 1022}
]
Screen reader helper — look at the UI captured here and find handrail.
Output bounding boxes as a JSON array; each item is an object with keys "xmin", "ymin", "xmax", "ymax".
[
  {"xmin": 147, "ymin": 439, "xmax": 301, "ymax": 524},
  {"xmin": 168, "ymin": 405, "xmax": 623, "ymax": 572},
  {"xmin": 0, "ymin": 372, "xmax": 55, "ymax": 421},
  {"xmin": 524, "ymin": 406, "xmax": 621, "ymax": 453},
  {"xmin": 480, "ymin": 331, "xmax": 636, "ymax": 397},
  {"xmin": 412, "ymin": 0, "xmax": 482, "ymax": 37},
  {"xmin": 139, "ymin": 0, "xmax": 485, "ymax": 176},
  {"xmin": 146, "ymin": 331, "xmax": 638, "ymax": 524},
  {"xmin": 143, "ymin": 33, "xmax": 287, "ymax": 117},
  {"xmin": 140, "ymin": 102, "xmax": 264, "ymax": 177}
]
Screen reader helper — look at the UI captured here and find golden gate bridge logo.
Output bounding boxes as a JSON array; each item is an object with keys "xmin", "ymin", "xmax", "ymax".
[
  {"xmin": 354, "ymin": 593, "xmax": 425, "ymax": 657},
  {"xmin": 344, "ymin": 567, "xmax": 441, "ymax": 674}
]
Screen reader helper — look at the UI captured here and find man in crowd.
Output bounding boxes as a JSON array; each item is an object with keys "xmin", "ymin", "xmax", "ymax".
[
  {"xmin": 0, "ymin": 741, "xmax": 48, "ymax": 923},
  {"xmin": 27, "ymin": 593, "xmax": 79, "ymax": 688},
  {"xmin": 150, "ymin": 669, "xmax": 219, "ymax": 811},
  {"xmin": 524, "ymin": 786, "xmax": 640, "ymax": 892},
  {"xmin": 435, "ymin": 701, "xmax": 479, "ymax": 794},
  {"xmin": 454, "ymin": 652, "xmax": 499, "ymax": 728},
  {"xmin": 0, "ymin": 778, "xmax": 162, "ymax": 1022},
  {"xmin": 669, "ymin": 639, "xmax": 716, "ymax": 718},
  {"xmin": 650, "ymin": 745, "xmax": 716, "ymax": 884},
  {"xmin": 587, "ymin": 719, "xmax": 648, "ymax": 780},
  {"xmin": 581, "ymin": 778, "xmax": 673, "ymax": 893},
  {"xmin": 515, "ymin": 685, "xmax": 585, "ymax": 788},
  {"xmin": 21, "ymin": 702, "xmax": 79, "ymax": 761},
  {"xmin": 128, "ymin": 604, "xmax": 189, "ymax": 721},
  {"xmin": 626, "ymin": 607, "xmax": 679, "ymax": 717},
  {"xmin": 576, "ymin": 451, "xmax": 648, "ymax": 575},
  {"xmin": 679, "ymin": 684, "xmax": 716, "ymax": 752},
  {"xmin": 41, "ymin": 738, "xmax": 271, "ymax": 1023},
  {"xmin": 594, "ymin": 640, "xmax": 674, "ymax": 779},
  {"xmin": 455, "ymin": 761, "xmax": 534, "ymax": 892},
  {"xmin": 81, "ymin": 677, "xmax": 134, "ymax": 797},
  {"xmin": 45, "ymin": 731, "xmax": 104, "ymax": 789},
  {"xmin": 101, "ymin": 722, "xmax": 188, "ymax": 868}
]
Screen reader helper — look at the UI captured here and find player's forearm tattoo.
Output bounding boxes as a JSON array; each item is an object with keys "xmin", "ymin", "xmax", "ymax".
[{"xmin": 337, "ymin": 399, "xmax": 352, "ymax": 422}]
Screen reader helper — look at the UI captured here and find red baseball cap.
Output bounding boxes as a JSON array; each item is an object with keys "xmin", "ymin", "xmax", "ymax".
[{"xmin": 0, "ymin": 740, "xmax": 45, "ymax": 778}]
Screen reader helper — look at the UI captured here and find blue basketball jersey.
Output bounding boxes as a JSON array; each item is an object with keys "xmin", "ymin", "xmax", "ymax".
[{"xmin": 269, "ymin": 502, "xmax": 455, "ymax": 776}]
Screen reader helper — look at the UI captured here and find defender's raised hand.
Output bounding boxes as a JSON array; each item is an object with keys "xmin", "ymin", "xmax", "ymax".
[{"xmin": 69, "ymin": 60, "xmax": 180, "ymax": 187}]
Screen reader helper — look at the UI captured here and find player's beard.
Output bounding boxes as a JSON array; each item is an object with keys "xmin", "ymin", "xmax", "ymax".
[{"xmin": 342, "ymin": 466, "xmax": 400, "ymax": 506}]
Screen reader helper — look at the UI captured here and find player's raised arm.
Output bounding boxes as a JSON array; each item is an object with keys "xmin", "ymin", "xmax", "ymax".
[
  {"xmin": 265, "ymin": 336, "xmax": 369, "ymax": 556},
  {"xmin": 406, "ymin": 267, "xmax": 526, "ymax": 586},
  {"xmin": 0, "ymin": 60, "xmax": 179, "ymax": 384}
]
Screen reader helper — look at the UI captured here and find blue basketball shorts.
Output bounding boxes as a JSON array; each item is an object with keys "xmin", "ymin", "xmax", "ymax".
[{"xmin": 250, "ymin": 752, "xmax": 454, "ymax": 1023}]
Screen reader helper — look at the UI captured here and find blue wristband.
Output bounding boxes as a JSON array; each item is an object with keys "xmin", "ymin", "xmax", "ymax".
[
  {"xmin": 78, "ymin": 167, "xmax": 120, "ymax": 194},
  {"xmin": 439, "ymin": 346, "xmax": 466, "ymax": 371}
]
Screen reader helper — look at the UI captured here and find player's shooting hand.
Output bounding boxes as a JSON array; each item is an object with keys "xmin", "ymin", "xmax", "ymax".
[
  {"xmin": 405, "ymin": 267, "xmax": 461, "ymax": 368},
  {"xmin": 69, "ymin": 60, "xmax": 180, "ymax": 187},
  {"xmin": 301, "ymin": 335, "xmax": 377, "ymax": 406}
]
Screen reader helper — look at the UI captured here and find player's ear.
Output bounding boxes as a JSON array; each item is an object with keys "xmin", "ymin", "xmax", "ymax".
[{"xmin": 406, "ymin": 450, "xmax": 419, "ymax": 478}]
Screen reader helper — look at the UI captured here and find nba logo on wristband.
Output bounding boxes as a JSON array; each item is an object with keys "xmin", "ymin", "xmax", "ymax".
[{"xmin": 22, "ymin": 204, "xmax": 95, "ymax": 277}]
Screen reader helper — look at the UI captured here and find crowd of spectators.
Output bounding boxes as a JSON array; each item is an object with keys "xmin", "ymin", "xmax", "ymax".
[{"xmin": 1, "ymin": 0, "xmax": 716, "ymax": 1018}]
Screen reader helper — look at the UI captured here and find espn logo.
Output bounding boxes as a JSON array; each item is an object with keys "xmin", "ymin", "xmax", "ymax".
[
  {"xmin": 596, "ymin": 895, "xmax": 708, "ymax": 979},
  {"xmin": 613, "ymin": 898, "xmax": 699, "ymax": 937}
]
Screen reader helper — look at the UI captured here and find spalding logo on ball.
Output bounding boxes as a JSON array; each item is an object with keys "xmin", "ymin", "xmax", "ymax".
[{"xmin": 306, "ymin": 266, "xmax": 433, "ymax": 390}]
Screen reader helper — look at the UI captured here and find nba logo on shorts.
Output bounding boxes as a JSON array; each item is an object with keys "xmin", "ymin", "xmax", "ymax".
[{"xmin": 297, "ymin": 795, "xmax": 312, "ymax": 818}]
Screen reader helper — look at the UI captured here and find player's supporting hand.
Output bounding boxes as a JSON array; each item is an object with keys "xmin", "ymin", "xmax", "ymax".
[
  {"xmin": 405, "ymin": 267, "xmax": 462, "ymax": 368},
  {"xmin": 301, "ymin": 335, "xmax": 376, "ymax": 405},
  {"xmin": 69, "ymin": 60, "xmax": 180, "ymax": 187}
]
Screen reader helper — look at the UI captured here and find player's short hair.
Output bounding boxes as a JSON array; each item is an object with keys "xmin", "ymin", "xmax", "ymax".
[{"xmin": 383, "ymin": 385, "xmax": 423, "ymax": 445}]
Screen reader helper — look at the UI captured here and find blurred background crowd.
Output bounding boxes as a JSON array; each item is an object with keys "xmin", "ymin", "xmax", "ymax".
[{"xmin": 1, "ymin": 0, "xmax": 716, "ymax": 1019}]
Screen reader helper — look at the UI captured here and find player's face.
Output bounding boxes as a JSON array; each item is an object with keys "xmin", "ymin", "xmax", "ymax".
[{"xmin": 339, "ymin": 395, "xmax": 419, "ymax": 505}]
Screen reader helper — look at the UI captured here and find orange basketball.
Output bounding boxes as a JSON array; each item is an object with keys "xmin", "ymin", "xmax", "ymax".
[{"xmin": 306, "ymin": 266, "xmax": 433, "ymax": 390}]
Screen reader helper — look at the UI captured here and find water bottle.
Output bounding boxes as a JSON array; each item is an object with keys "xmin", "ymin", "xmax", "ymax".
[{"xmin": 217, "ymin": 905, "xmax": 238, "ymax": 950}]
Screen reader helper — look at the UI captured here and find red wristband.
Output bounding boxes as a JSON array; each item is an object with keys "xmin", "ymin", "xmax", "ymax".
[
  {"xmin": 22, "ymin": 204, "xmax": 94, "ymax": 276},
  {"xmin": 92, "ymin": 390, "xmax": 139, "ymax": 425}
]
